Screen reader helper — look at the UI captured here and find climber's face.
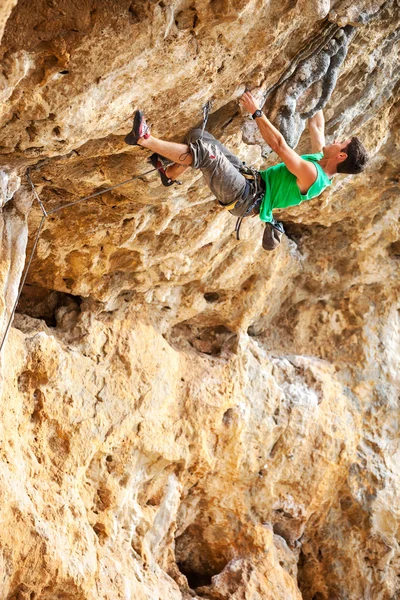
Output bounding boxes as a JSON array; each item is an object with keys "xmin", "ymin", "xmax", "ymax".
[{"xmin": 322, "ymin": 138, "xmax": 351, "ymax": 160}]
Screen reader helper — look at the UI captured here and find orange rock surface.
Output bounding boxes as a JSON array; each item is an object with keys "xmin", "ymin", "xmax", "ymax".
[{"xmin": 0, "ymin": 1, "xmax": 399, "ymax": 598}]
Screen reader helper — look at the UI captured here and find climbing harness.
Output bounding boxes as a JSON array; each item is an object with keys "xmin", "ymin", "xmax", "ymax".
[{"xmin": 231, "ymin": 166, "xmax": 264, "ymax": 241}]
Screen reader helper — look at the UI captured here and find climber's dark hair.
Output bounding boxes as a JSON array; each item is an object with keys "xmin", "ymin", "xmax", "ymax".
[{"xmin": 337, "ymin": 137, "xmax": 369, "ymax": 174}]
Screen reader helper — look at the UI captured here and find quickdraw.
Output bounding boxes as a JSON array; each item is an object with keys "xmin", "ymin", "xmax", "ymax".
[{"xmin": 200, "ymin": 100, "xmax": 212, "ymax": 139}]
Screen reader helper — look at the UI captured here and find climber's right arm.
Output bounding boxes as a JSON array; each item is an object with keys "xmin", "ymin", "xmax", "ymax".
[{"xmin": 308, "ymin": 110, "xmax": 325, "ymax": 153}]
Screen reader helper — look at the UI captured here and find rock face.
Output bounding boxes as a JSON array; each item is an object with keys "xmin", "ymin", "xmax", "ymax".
[{"xmin": 0, "ymin": 1, "xmax": 399, "ymax": 599}]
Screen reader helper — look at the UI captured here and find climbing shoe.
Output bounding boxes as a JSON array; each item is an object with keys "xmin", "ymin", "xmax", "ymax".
[
  {"xmin": 149, "ymin": 153, "xmax": 174, "ymax": 187},
  {"xmin": 262, "ymin": 219, "xmax": 284, "ymax": 251},
  {"xmin": 124, "ymin": 110, "xmax": 151, "ymax": 145}
]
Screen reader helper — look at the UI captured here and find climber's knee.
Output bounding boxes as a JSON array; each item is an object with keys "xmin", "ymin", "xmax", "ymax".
[{"xmin": 184, "ymin": 128, "xmax": 204, "ymax": 145}]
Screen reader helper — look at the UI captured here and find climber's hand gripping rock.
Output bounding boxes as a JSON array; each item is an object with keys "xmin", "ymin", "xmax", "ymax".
[{"xmin": 239, "ymin": 91, "xmax": 318, "ymax": 194}]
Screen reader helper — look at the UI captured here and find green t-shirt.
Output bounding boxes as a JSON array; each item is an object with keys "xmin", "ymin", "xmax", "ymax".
[{"xmin": 259, "ymin": 153, "xmax": 332, "ymax": 222}]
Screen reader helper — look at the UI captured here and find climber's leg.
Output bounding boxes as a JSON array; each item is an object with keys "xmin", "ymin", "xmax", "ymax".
[
  {"xmin": 148, "ymin": 153, "xmax": 190, "ymax": 187},
  {"xmin": 139, "ymin": 136, "xmax": 194, "ymax": 166},
  {"xmin": 125, "ymin": 112, "xmax": 246, "ymax": 206},
  {"xmin": 165, "ymin": 163, "xmax": 191, "ymax": 179},
  {"xmin": 144, "ymin": 132, "xmax": 246, "ymax": 206},
  {"xmin": 186, "ymin": 129, "xmax": 243, "ymax": 170},
  {"xmin": 159, "ymin": 128, "xmax": 242, "ymax": 181},
  {"xmin": 185, "ymin": 128, "xmax": 247, "ymax": 206}
]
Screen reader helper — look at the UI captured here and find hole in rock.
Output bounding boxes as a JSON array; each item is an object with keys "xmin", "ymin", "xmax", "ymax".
[
  {"xmin": 204, "ymin": 291, "xmax": 220, "ymax": 303},
  {"xmin": 247, "ymin": 323, "xmax": 262, "ymax": 337},
  {"xmin": 281, "ymin": 221, "xmax": 323, "ymax": 245},
  {"xmin": 272, "ymin": 522, "xmax": 292, "ymax": 545},
  {"xmin": 175, "ymin": 526, "xmax": 229, "ymax": 591},
  {"xmin": 17, "ymin": 284, "xmax": 82, "ymax": 328},
  {"xmin": 26, "ymin": 125, "xmax": 38, "ymax": 141},
  {"xmin": 93, "ymin": 522, "xmax": 107, "ymax": 544},
  {"xmin": 388, "ymin": 240, "xmax": 400, "ymax": 259},
  {"xmin": 146, "ymin": 496, "xmax": 159, "ymax": 507},
  {"xmin": 129, "ymin": 1, "xmax": 150, "ymax": 22},
  {"xmin": 169, "ymin": 321, "xmax": 237, "ymax": 355},
  {"xmin": 240, "ymin": 273, "xmax": 258, "ymax": 293},
  {"xmin": 175, "ymin": 5, "xmax": 198, "ymax": 30},
  {"xmin": 222, "ymin": 408, "xmax": 234, "ymax": 425},
  {"xmin": 59, "ymin": 70, "xmax": 69, "ymax": 75},
  {"xmin": 176, "ymin": 565, "xmax": 214, "ymax": 589}
]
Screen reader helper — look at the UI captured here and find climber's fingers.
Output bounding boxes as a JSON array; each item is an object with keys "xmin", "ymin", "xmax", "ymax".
[{"xmin": 239, "ymin": 91, "xmax": 259, "ymax": 115}]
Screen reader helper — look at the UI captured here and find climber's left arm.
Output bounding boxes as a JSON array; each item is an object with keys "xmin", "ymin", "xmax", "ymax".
[
  {"xmin": 239, "ymin": 91, "xmax": 317, "ymax": 194},
  {"xmin": 308, "ymin": 110, "xmax": 325, "ymax": 153}
]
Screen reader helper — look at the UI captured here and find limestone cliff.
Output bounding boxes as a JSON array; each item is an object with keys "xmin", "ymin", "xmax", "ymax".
[{"xmin": 0, "ymin": 1, "xmax": 399, "ymax": 599}]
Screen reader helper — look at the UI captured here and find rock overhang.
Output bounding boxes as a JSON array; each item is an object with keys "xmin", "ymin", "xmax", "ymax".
[{"xmin": 0, "ymin": 1, "xmax": 399, "ymax": 599}]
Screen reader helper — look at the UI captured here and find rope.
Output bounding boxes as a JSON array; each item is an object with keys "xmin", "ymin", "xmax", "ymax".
[
  {"xmin": 27, "ymin": 168, "xmax": 48, "ymax": 217},
  {"xmin": 48, "ymin": 167, "xmax": 162, "ymax": 215},
  {"xmin": 0, "ymin": 100, "xmax": 214, "ymax": 352},
  {"xmin": 0, "ymin": 162, "xmax": 169, "ymax": 354},
  {"xmin": 234, "ymin": 195, "xmax": 262, "ymax": 241}
]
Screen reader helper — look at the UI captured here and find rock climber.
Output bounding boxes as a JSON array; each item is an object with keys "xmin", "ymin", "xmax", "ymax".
[{"xmin": 124, "ymin": 91, "xmax": 369, "ymax": 250}]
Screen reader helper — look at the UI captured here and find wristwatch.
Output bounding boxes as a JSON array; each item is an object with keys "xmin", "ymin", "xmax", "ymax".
[{"xmin": 251, "ymin": 109, "xmax": 263, "ymax": 119}]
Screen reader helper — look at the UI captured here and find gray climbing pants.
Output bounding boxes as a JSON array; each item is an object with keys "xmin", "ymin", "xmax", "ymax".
[{"xmin": 185, "ymin": 129, "xmax": 247, "ymax": 206}]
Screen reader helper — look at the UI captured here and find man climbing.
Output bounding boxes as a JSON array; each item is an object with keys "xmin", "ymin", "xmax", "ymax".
[{"xmin": 124, "ymin": 91, "xmax": 368, "ymax": 250}]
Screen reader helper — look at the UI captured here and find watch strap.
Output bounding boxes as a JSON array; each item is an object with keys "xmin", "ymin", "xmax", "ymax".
[{"xmin": 252, "ymin": 109, "xmax": 263, "ymax": 119}]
